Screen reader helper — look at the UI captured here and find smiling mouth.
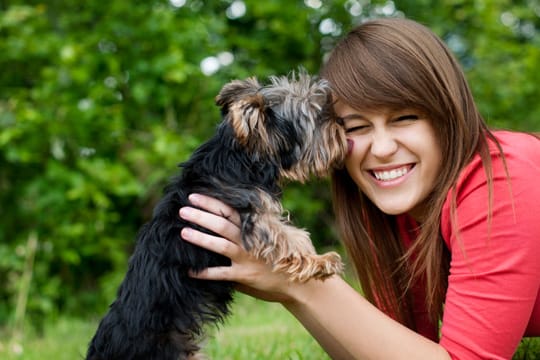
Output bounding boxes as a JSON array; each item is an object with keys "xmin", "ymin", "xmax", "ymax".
[{"xmin": 371, "ymin": 165, "xmax": 414, "ymax": 181}]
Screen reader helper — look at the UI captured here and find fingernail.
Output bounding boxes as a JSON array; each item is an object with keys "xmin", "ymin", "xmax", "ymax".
[
  {"xmin": 188, "ymin": 193, "xmax": 201, "ymax": 204},
  {"xmin": 179, "ymin": 207, "xmax": 191, "ymax": 219},
  {"xmin": 181, "ymin": 228, "xmax": 192, "ymax": 239}
]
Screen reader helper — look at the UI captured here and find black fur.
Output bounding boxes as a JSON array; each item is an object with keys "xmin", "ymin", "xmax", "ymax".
[{"xmin": 85, "ymin": 73, "xmax": 345, "ymax": 360}]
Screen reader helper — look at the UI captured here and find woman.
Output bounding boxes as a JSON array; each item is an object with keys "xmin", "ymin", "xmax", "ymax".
[{"xmin": 179, "ymin": 18, "xmax": 540, "ymax": 359}]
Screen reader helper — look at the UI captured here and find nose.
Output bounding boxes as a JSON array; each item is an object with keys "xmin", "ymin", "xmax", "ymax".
[{"xmin": 370, "ymin": 128, "xmax": 398, "ymax": 158}]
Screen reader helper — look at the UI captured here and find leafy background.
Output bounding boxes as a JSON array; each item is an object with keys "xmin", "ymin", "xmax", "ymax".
[{"xmin": 1, "ymin": 0, "xmax": 539, "ymax": 350}]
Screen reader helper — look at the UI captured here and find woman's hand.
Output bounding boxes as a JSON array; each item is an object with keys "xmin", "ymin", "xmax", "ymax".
[
  {"xmin": 179, "ymin": 193, "xmax": 297, "ymax": 303},
  {"xmin": 179, "ymin": 197, "xmax": 451, "ymax": 360}
]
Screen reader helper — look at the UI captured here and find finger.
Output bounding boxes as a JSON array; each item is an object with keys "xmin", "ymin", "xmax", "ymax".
[
  {"xmin": 189, "ymin": 266, "xmax": 236, "ymax": 281},
  {"xmin": 179, "ymin": 206, "xmax": 242, "ymax": 244},
  {"xmin": 179, "ymin": 205, "xmax": 241, "ymax": 243},
  {"xmin": 181, "ymin": 227, "xmax": 241, "ymax": 258},
  {"xmin": 188, "ymin": 193, "xmax": 241, "ymax": 226}
]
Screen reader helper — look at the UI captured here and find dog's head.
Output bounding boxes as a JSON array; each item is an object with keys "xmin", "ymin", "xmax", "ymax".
[{"xmin": 215, "ymin": 71, "xmax": 347, "ymax": 182}]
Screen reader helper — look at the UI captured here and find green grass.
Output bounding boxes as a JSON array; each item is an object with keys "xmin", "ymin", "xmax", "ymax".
[
  {"xmin": 0, "ymin": 317, "xmax": 93, "ymax": 360},
  {"xmin": 0, "ymin": 293, "xmax": 329, "ymax": 360},
  {"xmin": 1, "ymin": 293, "xmax": 539, "ymax": 359},
  {"xmin": 204, "ymin": 294, "xmax": 329, "ymax": 359}
]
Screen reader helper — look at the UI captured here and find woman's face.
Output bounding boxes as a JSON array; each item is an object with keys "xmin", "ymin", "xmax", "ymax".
[{"xmin": 334, "ymin": 101, "xmax": 443, "ymax": 221}]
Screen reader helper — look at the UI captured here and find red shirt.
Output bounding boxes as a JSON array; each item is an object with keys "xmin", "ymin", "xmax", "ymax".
[{"xmin": 398, "ymin": 131, "xmax": 540, "ymax": 359}]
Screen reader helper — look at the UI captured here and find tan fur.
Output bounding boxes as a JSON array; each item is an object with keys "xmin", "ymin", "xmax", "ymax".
[
  {"xmin": 229, "ymin": 95, "xmax": 272, "ymax": 152},
  {"xmin": 282, "ymin": 119, "xmax": 347, "ymax": 182},
  {"xmin": 248, "ymin": 190, "xmax": 343, "ymax": 282},
  {"xmin": 219, "ymin": 72, "xmax": 347, "ymax": 283}
]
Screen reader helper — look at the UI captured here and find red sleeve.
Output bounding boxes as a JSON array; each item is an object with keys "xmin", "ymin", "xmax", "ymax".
[{"xmin": 439, "ymin": 132, "xmax": 540, "ymax": 359}]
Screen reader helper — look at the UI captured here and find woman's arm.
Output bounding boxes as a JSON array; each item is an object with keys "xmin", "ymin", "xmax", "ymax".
[
  {"xmin": 179, "ymin": 194, "xmax": 450, "ymax": 360},
  {"xmin": 283, "ymin": 276, "xmax": 449, "ymax": 360}
]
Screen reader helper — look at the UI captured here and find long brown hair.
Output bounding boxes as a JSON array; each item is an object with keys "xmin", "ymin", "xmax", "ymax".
[{"xmin": 321, "ymin": 17, "xmax": 498, "ymax": 327}]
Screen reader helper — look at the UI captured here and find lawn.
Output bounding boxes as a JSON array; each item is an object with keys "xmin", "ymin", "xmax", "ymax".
[
  {"xmin": 0, "ymin": 293, "xmax": 329, "ymax": 360},
  {"xmin": 1, "ymin": 292, "xmax": 539, "ymax": 359}
]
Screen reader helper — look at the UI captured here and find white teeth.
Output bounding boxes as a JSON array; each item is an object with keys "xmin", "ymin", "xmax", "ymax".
[{"xmin": 373, "ymin": 167, "xmax": 409, "ymax": 181}]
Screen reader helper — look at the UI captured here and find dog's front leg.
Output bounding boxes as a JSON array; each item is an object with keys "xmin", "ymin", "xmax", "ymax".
[{"xmin": 242, "ymin": 191, "xmax": 343, "ymax": 282}]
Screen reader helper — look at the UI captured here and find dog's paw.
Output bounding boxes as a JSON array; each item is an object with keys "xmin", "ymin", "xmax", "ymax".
[{"xmin": 274, "ymin": 251, "xmax": 344, "ymax": 283}]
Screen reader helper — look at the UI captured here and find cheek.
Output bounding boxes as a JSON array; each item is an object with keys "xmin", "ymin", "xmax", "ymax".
[{"xmin": 346, "ymin": 138, "xmax": 354, "ymax": 156}]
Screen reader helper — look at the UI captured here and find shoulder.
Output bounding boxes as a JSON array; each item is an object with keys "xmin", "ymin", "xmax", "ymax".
[
  {"xmin": 494, "ymin": 129, "xmax": 540, "ymax": 148},
  {"xmin": 440, "ymin": 130, "xmax": 540, "ymax": 246},
  {"xmin": 458, "ymin": 130, "xmax": 539, "ymax": 184}
]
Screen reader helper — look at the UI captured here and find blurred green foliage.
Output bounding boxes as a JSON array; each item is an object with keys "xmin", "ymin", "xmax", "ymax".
[{"xmin": 0, "ymin": 0, "xmax": 539, "ymax": 327}]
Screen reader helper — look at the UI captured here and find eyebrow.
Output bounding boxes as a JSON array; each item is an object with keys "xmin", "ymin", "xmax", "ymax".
[
  {"xmin": 338, "ymin": 114, "xmax": 367, "ymax": 121},
  {"xmin": 339, "ymin": 109, "xmax": 421, "ymax": 123}
]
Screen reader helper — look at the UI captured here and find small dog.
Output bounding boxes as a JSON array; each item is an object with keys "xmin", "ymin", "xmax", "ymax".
[{"xmin": 86, "ymin": 72, "xmax": 347, "ymax": 360}]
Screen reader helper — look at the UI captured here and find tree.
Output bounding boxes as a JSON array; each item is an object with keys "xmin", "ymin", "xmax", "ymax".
[{"xmin": 0, "ymin": 0, "xmax": 538, "ymax": 325}]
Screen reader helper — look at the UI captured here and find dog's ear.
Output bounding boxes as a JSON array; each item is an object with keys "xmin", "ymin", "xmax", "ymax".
[
  {"xmin": 216, "ymin": 77, "xmax": 268, "ymax": 148},
  {"xmin": 215, "ymin": 77, "xmax": 262, "ymax": 110}
]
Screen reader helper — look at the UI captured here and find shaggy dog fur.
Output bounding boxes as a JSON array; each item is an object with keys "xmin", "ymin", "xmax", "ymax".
[{"xmin": 85, "ymin": 72, "xmax": 347, "ymax": 360}]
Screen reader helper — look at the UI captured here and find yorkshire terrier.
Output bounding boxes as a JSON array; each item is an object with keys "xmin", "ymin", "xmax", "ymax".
[{"xmin": 85, "ymin": 71, "xmax": 347, "ymax": 360}]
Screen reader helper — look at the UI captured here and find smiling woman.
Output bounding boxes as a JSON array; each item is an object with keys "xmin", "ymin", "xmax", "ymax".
[{"xmin": 321, "ymin": 17, "xmax": 540, "ymax": 359}]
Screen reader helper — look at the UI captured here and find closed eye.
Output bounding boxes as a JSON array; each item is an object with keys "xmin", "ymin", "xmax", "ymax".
[
  {"xmin": 345, "ymin": 125, "xmax": 368, "ymax": 134},
  {"xmin": 395, "ymin": 114, "xmax": 419, "ymax": 121}
]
